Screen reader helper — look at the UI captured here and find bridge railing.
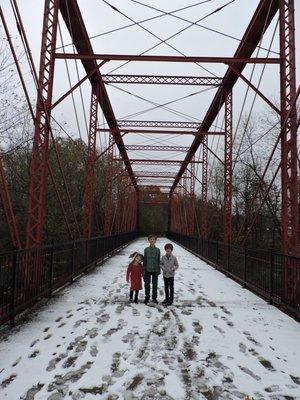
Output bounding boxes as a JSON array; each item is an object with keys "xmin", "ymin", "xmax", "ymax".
[
  {"xmin": 0, "ymin": 232, "xmax": 138, "ymax": 326},
  {"xmin": 167, "ymin": 232, "xmax": 300, "ymax": 320}
]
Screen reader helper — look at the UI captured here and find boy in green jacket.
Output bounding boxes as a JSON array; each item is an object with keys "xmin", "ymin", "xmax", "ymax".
[{"xmin": 143, "ymin": 234, "xmax": 161, "ymax": 304}]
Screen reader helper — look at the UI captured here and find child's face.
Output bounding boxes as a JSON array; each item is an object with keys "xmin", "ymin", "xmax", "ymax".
[
  {"xmin": 165, "ymin": 248, "xmax": 172, "ymax": 255},
  {"xmin": 134, "ymin": 255, "xmax": 143, "ymax": 264},
  {"xmin": 148, "ymin": 237, "xmax": 156, "ymax": 246}
]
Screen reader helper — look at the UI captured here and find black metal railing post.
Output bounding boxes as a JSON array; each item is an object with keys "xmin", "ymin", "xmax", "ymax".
[
  {"xmin": 48, "ymin": 242, "xmax": 54, "ymax": 298},
  {"xmin": 269, "ymin": 248, "xmax": 274, "ymax": 304},
  {"xmin": 70, "ymin": 240, "xmax": 75, "ymax": 283},
  {"xmin": 243, "ymin": 245, "xmax": 247, "ymax": 288},
  {"xmin": 10, "ymin": 249, "xmax": 18, "ymax": 326}
]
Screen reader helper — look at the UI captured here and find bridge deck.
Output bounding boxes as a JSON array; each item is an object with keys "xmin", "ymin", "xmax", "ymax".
[{"xmin": 0, "ymin": 238, "xmax": 299, "ymax": 399}]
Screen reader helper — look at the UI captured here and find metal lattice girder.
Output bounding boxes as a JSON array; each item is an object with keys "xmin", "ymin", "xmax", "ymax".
[
  {"xmin": 135, "ymin": 171, "xmax": 191, "ymax": 179},
  {"xmin": 200, "ymin": 138, "xmax": 208, "ymax": 238},
  {"xmin": 102, "ymin": 74, "xmax": 222, "ymax": 86},
  {"xmin": 279, "ymin": 0, "xmax": 298, "ymax": 255},
  {"xmin": 125, "ymin": 145, "xmax": 190, "ymax": 152},
  {"xmin": 26, "ymin": 0, "xmax": 59, "ymax": 247},
  {"xmin": 104, "ymin": 133, "xmax": 114, "ymax": 235},
  {"xmin": 170, "ymin": 0, "xmax": 280, "ymax": 194},
  {"xmin": 114, "ymin": 159, "xmax": 203, "ymax": 165},
  {"xmin": 56, "ymin": 53, "xmax": 280, "ymax": 64},
  {"xmin": 224, "ymin": 91, "xmax": 233, "ymax": 244},
  {"xmin": 117, "ymin": 120, "xmax": 201, "ymax": 129},
  {"xmin": 98, "ymin": 128, "xmax": 224, "ymax": 136},
  {"xmin": 59, "ymin": 0, "xmax": 138, "ymax": 191},
  {"xmin": 83, "ymin": 87, "xmax": 99, "ymax": 238}
]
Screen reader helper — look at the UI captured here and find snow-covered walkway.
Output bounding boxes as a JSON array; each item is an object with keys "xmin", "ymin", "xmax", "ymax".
[{"xmin": 0, "ymin": 238, "xmax": 300, "ymax": 400}]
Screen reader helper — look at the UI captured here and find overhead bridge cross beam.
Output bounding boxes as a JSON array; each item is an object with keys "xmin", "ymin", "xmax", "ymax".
[
  {"xmin": 102, "ymin": 74, "xmax": 222, "ymax": 86},
  {"xmin": 117, "ymin": 120, "xmax": 201, "ymax": 129},
  {"xmin": 55, "ymin": 53, "xmax": 280, "ymax": 64},
  {"xmin": 125, "ymin": 145, "xmax": 190, "ymax": 152},
  {"xmin": 135, "ymin": 171, "xmax": 191, "ymax": 178},
  {"xmin": 98, "ymin": 128, "xmax": 224, "ymax": 136},
  {"xmin": 114, "ymin": 159, "xmax": 203, "ymax": 165}
]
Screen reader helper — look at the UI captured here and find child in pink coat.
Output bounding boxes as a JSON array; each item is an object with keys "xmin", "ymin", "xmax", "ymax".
[{"xmin": 126, "ymin": 252, "xmax": 144, "ymax": 303}]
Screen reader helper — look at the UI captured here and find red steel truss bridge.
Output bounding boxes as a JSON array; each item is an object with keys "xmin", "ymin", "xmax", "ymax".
[{"xmin": 0, "ymin": 0, "xmax": 299, "ymax": 323}]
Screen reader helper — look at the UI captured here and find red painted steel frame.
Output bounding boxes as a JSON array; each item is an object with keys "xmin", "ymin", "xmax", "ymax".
[
  {"xmin": 26, "ymin": 0, "xmax": 59, "ymax": 247},
  {"xmin": 56, "ymin": 53, "xmax": 280, "ymax": 64},
  {"xmin": 125, "ymin": 145, "xmax": 190, "ymax": 152},
  {"xmin": 201, "ymin": 138, "xmax": 208, "ymax": 238},
  {"xmin": 59, "ymin": 0, "xmax": 138, "ymax": 191},
  {"xmin": 170, "ymin": 0, "xmax": 280, "ymax": 193},
  {"xmin": 83, "ymin": 87, "xmax": 99, "ymax": 238},
  {"xmin": 117, "ymin": 120, "xmax": 201, "ymax": 129},
  {"xmin": 113, "ymin": 159, "xmax": 203, "ymax": 165},
  {"xmin": 224, "ymin": 91, "xmax": 233, "ymax": 244},
  {"xmin": 102, "ymin": 74, "xmax": 222, "ymax": 86},
  {"xmin": 279, "ymin": 0, "xmax": 298, "ymax": 255},
  {"xmin": 104, "ymin": 134, "xmax": 114, "ymax": 235},
  {"xmin": 97, "ymin": 128, "xmax": 224, "ymax": 136}
]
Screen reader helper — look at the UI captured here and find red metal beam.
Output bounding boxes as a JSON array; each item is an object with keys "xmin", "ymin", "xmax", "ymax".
[
  {"xmin": 97, "ymin": 128, "xmax": 224, "ymax": 135},
  {"xmin": 135, "ymin": 171, "xmax": 187, "ymax": 178},
  {"xmin": 200, "ymin": 137, "xmax": 208, "ymax": 238},
  {"xmin": 26, "ymin": 0, "xmax": 59, "ymax": 247},
  {"xmin": 117, "ymin": 120, "xmax": 201, "ymax": 129},
  {"xmin": 170, "ymin": 0, "xmax": 280, "ymax": 193},
  {"xmin": 228, "ymin": 64, "xmax": 280, "ymax": 114},
  {"xmin": 51, "ymin": 61, "xmax": 106, "ymax": 110},
  {"xmin": 114, "ymin": 159, "xmax": 203, "ymax": 165},
  {"xmin": 104, "ymin": 134, "xmax": 114, "ymax": 235},
  {"xmin": 59, "ymin": 0, "xmax": 138, "ymax": 190},
  {"xmin": 125, "ymin": 145, "xmax": 189, "ymax": 152},
  {"xmin": 224, "ymin": 91, "xmax": 233, "ymax": 244},
  {"xmin": 55, "ymin": 53, "xmax": 280, "ymax": 64},
  {"xmin": 102, "ymin": 74, "xmax": 222, "ymax": 86},
  {"xmin": 83, "ymin": 87, "xmax": 98, "ymax": 238},
  {"xmin": 279, "ymin": 0, "xmax": 298, "ymax": 255}
]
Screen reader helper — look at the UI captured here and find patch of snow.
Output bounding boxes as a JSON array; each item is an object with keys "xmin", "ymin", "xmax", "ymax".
[{"xmin": 0, "ymin": 237, "xmax": 299, "ymax": 399}]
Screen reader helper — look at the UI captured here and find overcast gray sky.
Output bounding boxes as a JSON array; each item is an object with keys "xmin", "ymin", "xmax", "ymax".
[{"xmin": 1, "ymin": 0, "xmax": 299, "ymax": 194}]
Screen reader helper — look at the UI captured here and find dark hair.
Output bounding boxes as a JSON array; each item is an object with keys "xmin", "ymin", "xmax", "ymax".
[
  {"xmin": 164, "ymin": 243, "xmax": 173, "ymax": 251},
  {"xmin": 148, "ymin": 234, "xmax": 157, "ymax": 240},
  {"xmin": 129, "ymin": 251, "xmax": 144, "ymax": 261}
]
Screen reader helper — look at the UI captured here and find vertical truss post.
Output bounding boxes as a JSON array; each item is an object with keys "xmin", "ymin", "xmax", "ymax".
[
  {"xmin": 0, "ymin": 159, "xmax": 21, "ymax": 249},
  {"xmin": 104, "ymin": 133, "xmax": 114, "ymax": 235},
  {"xmin": 135, "ymin": 191, "xmax": 139, "ymax": 232},
  {"xmin": 115, "ymin": 173, "xmax": 122, "ymax": 234},
  {"xmin": 168, "ymin": 194, "xmax": 172, "ymax": 232},
  {"xmin": 200, "ymin": 138, "xmax": 208, "ymax": 238},
  {"xmin": 189, "ymin": 158, "xmax": 196, "ymax": 236},
  {"xmin": 224, "ymin": 90, "xmax": 233, "ymax": 244},
  {"xmin": 279, "ymin": 0, "xmax": 298, "ymax": 255},
  {"xmin": 26, "ymin": 0, "xmax": 59, "ymax": 247},
  {"xmin": 83, "ymin": 87, "xmax": 99, "ymax": 238}
]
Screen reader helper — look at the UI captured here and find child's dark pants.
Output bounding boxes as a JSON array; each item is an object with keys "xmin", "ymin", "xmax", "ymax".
[
  {"xmin": 164, "ymin": 277, "xmax": 174, "ymax": 304},
  {"xmin": 130, "ymin": 290, "xmax": 139, "ymax": 301},
  {"xmin": 144, "ymin": 272, "xmax": 158, "ymax": 301}
]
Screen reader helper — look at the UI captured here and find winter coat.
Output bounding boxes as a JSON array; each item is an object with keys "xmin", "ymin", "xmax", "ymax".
[
  {"xmin": 160, "ymin": 254, "xmax": 179, "ymax": 278},
  {"xmin": 126, "ymin": 263, "xmax": 143, "ymax": 290},
  {"xmin": 143, "ymin": 246, "xmax": 161, "ymax": 274}
]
